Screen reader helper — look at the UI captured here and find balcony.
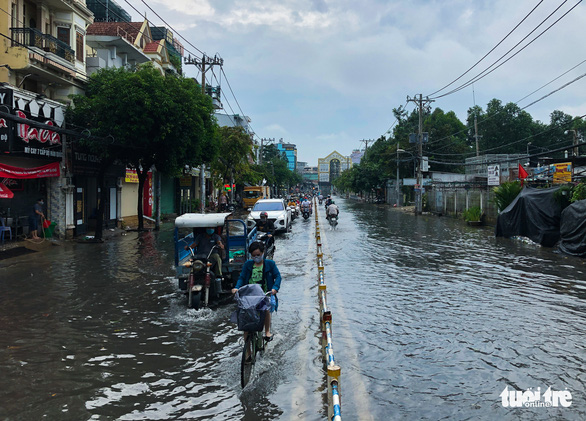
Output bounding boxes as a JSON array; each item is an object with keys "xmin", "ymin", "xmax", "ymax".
[{"xmin": 10, "ymin": 27, "xmax": 75, "ymax": 64}]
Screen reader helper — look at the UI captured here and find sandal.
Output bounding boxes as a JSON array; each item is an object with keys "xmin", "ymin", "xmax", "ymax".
[{"xmin": 263, "ymin": 334, "xmax": 273, "ymax": 342}]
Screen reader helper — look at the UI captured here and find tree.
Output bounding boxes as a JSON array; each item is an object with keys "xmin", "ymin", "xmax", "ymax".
[
  {"xmin": 212, "ymin": 126, "xmax": 255, "ymax": 201},
  {"xmin": 68, "ymin": 64, "xmax": 217, "ymax": 234}
]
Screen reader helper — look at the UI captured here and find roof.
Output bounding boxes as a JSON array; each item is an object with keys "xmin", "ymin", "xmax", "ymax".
[
  {"xmin": 143, "ymin": 42, "xmax": 160, "ymax": 53},
  {"xmin": 175, "ymin": 213, "xmax": 232, "ymax": 228},
  {"xmin": 87, "ymin": 21, "xmax": 150, "ymax": 46}
]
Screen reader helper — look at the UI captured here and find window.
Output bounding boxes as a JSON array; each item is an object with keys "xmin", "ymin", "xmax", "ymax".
[
  {"xmin": 11, "ymin": 3, "xmax": 17, "ymax": 28},
  {"xmin": 76, "ymin": 31, "xmax": 83, "ymax": 62},
  {"xmin": 252, "ymin": 202, "xmax": 284, "ymax": 212},
  {"xmin": 57, "ymin": 27, "xmax": 70, "ymax": 45}
]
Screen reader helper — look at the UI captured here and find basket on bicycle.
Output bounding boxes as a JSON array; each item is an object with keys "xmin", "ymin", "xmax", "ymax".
[{"xmin": 230, "ymin": 284, "xmax": 270, "ymax": 332}]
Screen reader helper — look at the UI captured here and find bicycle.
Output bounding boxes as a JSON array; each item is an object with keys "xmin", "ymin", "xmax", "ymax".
[{"xmin": 239, "ymin": 291, "xmax": 273, "ymax": 388}]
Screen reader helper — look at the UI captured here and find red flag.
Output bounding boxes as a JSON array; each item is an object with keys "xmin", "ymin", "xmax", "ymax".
[{"xmin": 519, "ymin": 164, "xmax": 528, "ymax": 180}]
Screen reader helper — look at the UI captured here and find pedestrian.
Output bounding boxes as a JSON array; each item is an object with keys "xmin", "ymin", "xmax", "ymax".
[
  {"xmin": 235, "ymin": 193, "xmax": 241, "ymax": 207},
  {"xmin": 219, "ymin": 192, "xmax": 228, "ymax": 212},
  {"xmin": 29, "ymin": 197, "xmax": 45, "ymax": 240}
]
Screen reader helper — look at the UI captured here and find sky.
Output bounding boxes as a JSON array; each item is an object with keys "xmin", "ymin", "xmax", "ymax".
[{"xmin": 125, "ymin": 0, "xmax": 586, "ymax": 165}]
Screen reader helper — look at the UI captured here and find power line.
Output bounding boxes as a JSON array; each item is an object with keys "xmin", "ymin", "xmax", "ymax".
[
  {"xmin": 431, "ymin": 0, "xmax": 581, "ymax": 100},
  {"xmin": 427, "ymin": 0, "xmax": 545, "ymax": 97}
]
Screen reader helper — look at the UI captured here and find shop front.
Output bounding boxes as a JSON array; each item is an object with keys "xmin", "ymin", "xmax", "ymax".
[{"xmin": 0, "ymin": 87, "xmax": 65, "ymax": 238}]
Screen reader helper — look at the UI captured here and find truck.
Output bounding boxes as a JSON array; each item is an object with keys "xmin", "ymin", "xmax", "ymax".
[{"xmin": 243, "ymin": 185, "xmax": 270, "ymax": 208}]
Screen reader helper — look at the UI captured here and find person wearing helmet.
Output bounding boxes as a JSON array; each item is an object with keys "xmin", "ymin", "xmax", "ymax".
[
  {"xmin": 256, "ymin": 211, "xmax": 276, "ymax": 248},
  {"xmin": 326, "ymin": 200, "xmax": 339, "ymax": 221}
]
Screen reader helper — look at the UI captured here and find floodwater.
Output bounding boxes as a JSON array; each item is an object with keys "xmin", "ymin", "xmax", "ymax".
[{"xmin": 1, "ymin": 199, "xmax": 585, "ymax": 420}]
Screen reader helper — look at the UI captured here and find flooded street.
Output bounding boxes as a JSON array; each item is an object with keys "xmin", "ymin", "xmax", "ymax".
[{"xmin": 1, "ymin": 198, "xmax": 585, "ymax": 420}]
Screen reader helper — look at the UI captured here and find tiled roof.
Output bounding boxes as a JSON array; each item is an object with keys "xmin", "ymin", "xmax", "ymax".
[
  {"xmin": 87, "ymin": 22, "xmax": 144, "ymax": 44},
  {"xmin": 143, "ymin": 42, "xmax": 160, "ymax": 53}
]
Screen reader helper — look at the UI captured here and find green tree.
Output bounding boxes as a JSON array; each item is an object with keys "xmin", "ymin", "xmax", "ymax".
[
  {"xmin": 212, "ymin": 126, "xmax": 255, "ymax": 201},
  {"xmin": 68, "ymin": 64, "xmax": 217, "ymax": 233}
]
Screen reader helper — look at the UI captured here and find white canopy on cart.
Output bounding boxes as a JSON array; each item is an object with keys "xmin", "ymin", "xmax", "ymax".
[{"xmin": 175, "ymin": 213, "xmax": 232, "ymax": 228}]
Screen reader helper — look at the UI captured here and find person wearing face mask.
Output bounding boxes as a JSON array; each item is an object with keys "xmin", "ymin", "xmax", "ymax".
[
  {"xmin": 231, "ymin": 241, "xmax": 281, "ymax": 341},
  {"xmin": 256, "ymin": 211, "xmax": 275, "ymax": 249},
  {"xmin": 184, "ymin": 227, "xmax": 225, "ymax": 279},
  {"xmin": 29, "ymin": 197, "xmax": 45, "ymax": 240}
]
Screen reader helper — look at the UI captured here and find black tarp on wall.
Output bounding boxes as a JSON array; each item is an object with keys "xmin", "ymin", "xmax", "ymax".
[
  {"xmin": 559, "ymin": 199, "xmax": 586, "ymax": 257},
  {"xmin": 495, "ymin": 186, "xmax": 562, "ymax": 247}
]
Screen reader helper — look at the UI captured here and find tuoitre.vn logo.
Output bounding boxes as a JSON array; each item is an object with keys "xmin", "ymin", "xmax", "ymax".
[{"xmin": 500, "ymin": 386, "xmax": 572, "ymax": 408}]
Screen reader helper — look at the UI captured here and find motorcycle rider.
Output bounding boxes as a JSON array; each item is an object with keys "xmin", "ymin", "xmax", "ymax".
[
  {"xmin": 256, "ymin": 211, "xmax": 276, "ymax": 250},
  {"xmin": 326, "ymin": 200, "xmax": 339, "ymax": 221},
  {"xmin": 184, "ymin": 228, "xmax": 225, "ymax": 279},
  {"xmin": 301, "ymin": 198, "xmax": 312, "ymax": 216}
]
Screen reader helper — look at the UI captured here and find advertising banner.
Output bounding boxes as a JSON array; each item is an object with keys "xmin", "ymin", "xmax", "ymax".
[
  {"xmin": 0, "ymin": 162, "xmax": 60, "ymax": 179},
  {"xmin": 488, "ymin": 165, "xmax": 500, "ymax": 186},
  {"xmin": 553, "ymin": 162, "xmax": 572, "ymax": 184}
]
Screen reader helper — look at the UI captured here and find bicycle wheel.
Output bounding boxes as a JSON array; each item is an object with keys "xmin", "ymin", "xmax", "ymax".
[{"xmin": 241, "ymin": 334, "xmax": 255, "ymax": 387}]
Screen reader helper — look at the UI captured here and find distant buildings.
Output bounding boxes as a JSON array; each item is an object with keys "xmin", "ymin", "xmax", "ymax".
[
  {"xmin": 351, "ymin": 149, "xmax": 364, "ymax": 165},
  {"xmin": 276, "ymin": 139, "xmax": 297, "ymax": 172},
  {"xmin": 318, "ymin": 151, "xmax": 353, "ymax": 194}
]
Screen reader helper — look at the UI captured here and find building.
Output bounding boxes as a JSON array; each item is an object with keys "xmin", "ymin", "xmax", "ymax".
[
  {"xmin": 350, "ymin": 149, "xmax": 364, "ymax": 165},
  {"xmin": 302, "ymin": 166, "xmax": 318, "ymax": 185},
  {"xmin": 0, "ymin": 0, "xmax": 94, "ymax": 238},
  {"xmin": 276, "ymin": 139, "xmax": 297, "ymax": 172},
  {"xmin": 318, "ymin": 151, "xmax": 352, "ymax": 195}
]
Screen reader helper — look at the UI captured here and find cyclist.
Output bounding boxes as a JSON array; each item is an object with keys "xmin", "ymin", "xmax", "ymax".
[{"xmin": 232, "ymin": 241, "xmax": 281, "ymax": 341}]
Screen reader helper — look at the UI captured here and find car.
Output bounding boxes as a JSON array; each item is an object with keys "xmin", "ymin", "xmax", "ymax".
[{"xmin": 247, "ymin": 198, "xmax": 292, "ymax": 233}]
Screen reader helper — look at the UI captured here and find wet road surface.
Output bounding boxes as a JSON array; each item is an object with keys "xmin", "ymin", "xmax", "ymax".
[{"xmin": 1, "ymin": 198, "xmax": 585, "ymax": 420}]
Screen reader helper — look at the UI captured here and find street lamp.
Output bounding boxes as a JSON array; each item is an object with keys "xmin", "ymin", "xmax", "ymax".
[
  {"xmin": 396, "ymin": 148, "xmax": 405, "ymax": 206},
  {"xmin": 564, "ymin": 130, "xmax": 578, "ymax": 157}
]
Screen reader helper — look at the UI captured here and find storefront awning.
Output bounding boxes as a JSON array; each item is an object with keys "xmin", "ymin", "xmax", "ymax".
[
  {"xmin": 0, "ymin": 162, "xmax": 60, "ymax": 179},
  {"xmin": 0, "ymin": 182, "xmax": 14, "ymax": 198}
]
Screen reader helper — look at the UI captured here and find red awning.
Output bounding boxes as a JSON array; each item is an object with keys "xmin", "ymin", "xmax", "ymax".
[
  {"xmin": 0, "ymin": 182, "xmax": 14, "ymax": 199},
  {"xmin": 0, "ymin": 162, "xmax": 60, "ymax": 179}
]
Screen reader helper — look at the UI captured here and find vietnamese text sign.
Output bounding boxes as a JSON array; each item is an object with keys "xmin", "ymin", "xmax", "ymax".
[
  {"xmin": 488, "ymin": 165, "xmax": 500, "ymax": 186},
  {"xmin": 553, "ymin": 162, "xmax": 572, "ymax": 184}
]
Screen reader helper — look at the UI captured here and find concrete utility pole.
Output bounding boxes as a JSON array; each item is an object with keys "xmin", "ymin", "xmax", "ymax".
[
  {"xmin": 474, "ymin": 114, "xmax": 482, "ymax": 157},
  {"xmin": 360, "ymin": 139, "xmax": 372, "ymax": 160},
  {"xmin": 185, "ymin": 54, "xmax": 224, "ymax": 213},
  {"xmin": 407, "ymin": 94, "xmax": 434, "ymax": 214}
]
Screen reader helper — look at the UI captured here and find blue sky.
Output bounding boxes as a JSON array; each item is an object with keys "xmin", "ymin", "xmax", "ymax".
[{"xmin": 126, "ymin": 0, "xmax": 586, "ymax": 165}]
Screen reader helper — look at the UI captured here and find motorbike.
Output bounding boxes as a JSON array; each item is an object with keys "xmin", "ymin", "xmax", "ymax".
[
  {"xmin": 302, "ymin": 210, "xmax": 310, "ymax": 220},
  {"xmin": 184, "ymin": 245, "xmax": 222, "ymax": 309},
  {"xmin": 328, "ymin": 215, "xmax": 338, "ymax": 230},
  {"xmin": 257, "ymin": 232, "xmax": 275, "ymax": 259}
]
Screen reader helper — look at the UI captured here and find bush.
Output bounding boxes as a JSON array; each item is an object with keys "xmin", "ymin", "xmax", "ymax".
[
  {"xmin": 493, "ymin": 181, "xmax": 522, "ymax": 212},
  {"xmin": 463, "ymin": 206, "xmax": 482, "ymax": 222},
  {"xmin": 571, "ymin": 182, "xmax": 586, "ymax": 203}
]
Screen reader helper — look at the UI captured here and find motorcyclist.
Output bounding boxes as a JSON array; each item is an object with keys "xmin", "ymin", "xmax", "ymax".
[
  {"xmin": 325, "ymin": 196, "xmax": 332, "ymax": 210},
  {"xmin": 184, "ymin": 228, "xmax": 225, "ymax": 278},
  {"xmin": 301, "ymin": 199, "xmax": 311, "ymax": 215},
  {"xmin": 256, "ymin": 211, "xmax": 276, "ymax": 250},
  {"xmin": 326, "ymin": 200, "xmax": 339, "ymax": 221}
]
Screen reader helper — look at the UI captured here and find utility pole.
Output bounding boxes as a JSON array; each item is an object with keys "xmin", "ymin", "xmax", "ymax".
[
  {"xmin": 360, "ymin": 139, "xmax": 372, "ymax": 160},
  {"xmin": 185, "ymin": 54, "xmax": 224, "ymax": 213},
  {"xmin": 474, "ymin": 114, "xmax": 482, "ymax": 157},
  {"xmin": 407, "ymin": 94, "xmax": 433, "ymax": 214}
]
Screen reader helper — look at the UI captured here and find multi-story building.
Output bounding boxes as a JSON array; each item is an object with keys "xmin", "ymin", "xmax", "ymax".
[
  {"xmin": 318, "ymin": 151, "xmax": 352, "ymax": 195},
  {"xmin": 0, "ymin": 0, "xmax": 94, "ymax": 238},
  {"xmin": 276, "ymin": 139, "xmax": 297, "ymax": 172}
]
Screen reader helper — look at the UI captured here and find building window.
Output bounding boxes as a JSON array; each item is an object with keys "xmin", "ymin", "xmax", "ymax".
[
  {"xmin": 76, "ymin": 31, "xmax": 84, "ymax": 62},
  {"xmin": 11, "ymin": 3, "xmax": 17, "ymax": 28},
  {"xmin": 57, "ymin": 27, "xmax": 70, "ymax": 45}
]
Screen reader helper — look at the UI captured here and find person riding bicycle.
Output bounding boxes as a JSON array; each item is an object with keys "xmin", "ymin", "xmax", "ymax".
[
  {"xmin": 326, "ymin": 200, "xmax": 339, "ymax": 221},
  {"xmin": 184, "ymin": 228, "xmax": 225, "ymax": 278},
  {"xmin": 232, "ymin": 241, "xmax": 282, "ymax": 341}
]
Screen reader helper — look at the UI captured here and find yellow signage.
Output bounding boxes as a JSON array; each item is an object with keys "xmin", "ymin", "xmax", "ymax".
[
  {"xmin": 125, "ymin": 169, "xmax": 139, "ymax": 183},
  {"xmin": 553, "ymin": 162, "xmax": 572, "ymax": 184},
  {"xmin": 180, "ymin": 176, "xmax": 192, "ymax": 187}
]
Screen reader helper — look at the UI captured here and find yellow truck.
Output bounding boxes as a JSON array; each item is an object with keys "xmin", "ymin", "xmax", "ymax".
[{"xmin": 243, "ymin": 186, "xmax": 271, "ymax": 208}]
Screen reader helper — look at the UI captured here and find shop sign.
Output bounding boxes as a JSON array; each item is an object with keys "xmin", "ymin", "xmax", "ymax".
[
  {"xmin": 0, "ymin": 88, "xmax": 13, "ymax": 152},
  {"xmin": 14, "ymin": 109, "xmax": 62, "ymax": 158},
  {"xmin": 0, "ymin": 161, "xmax": 60, "ymax": 178},
  {"xmin": 179, "ymin": 176, "xmax": 192, "ymax": 187},
  {"xmin": 488, "ymin": 165, "xmax": 500, "ymax": 186},
  {"xmin": 553, "ymin": 162, "xmax": 572, "ymax": 184},
  {"xmin": 125, "ymin": 169, "xmax": 139, "ymax": 183},
  {"xmin": 0, "ymin": 182, "xmax": 14, "ymax": 199}
]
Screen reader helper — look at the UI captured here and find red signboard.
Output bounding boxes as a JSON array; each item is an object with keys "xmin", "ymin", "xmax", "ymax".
[
  {"xmin": 143, "ymin": 171, "xmax": 153, "ymax": 217},
  {"xmin": 0, "ymin": 162, "xmax": 60, "ymax": 179},
  {"xmin": 0, "ymin": 182, "xmax": 14, "ymax": 198}
]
